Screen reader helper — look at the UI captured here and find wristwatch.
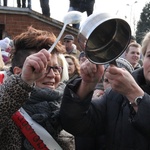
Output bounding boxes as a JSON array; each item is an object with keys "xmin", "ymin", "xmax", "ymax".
[{"xmin": 129, "ymin": 96, "xmax": 143, "ymax": 107}]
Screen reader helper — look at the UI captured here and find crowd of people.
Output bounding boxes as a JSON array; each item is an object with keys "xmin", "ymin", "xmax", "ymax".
[
  {"xmin": 0, "ymin": 27, "xmax": 75, "ymax": 150},
  {"xmin": 0, "ymin": 10, "xmax": 149, "ymax": 148},
  {"xmin": 60, "ymin": 32, "xmax": 150, "ymax": 150}
]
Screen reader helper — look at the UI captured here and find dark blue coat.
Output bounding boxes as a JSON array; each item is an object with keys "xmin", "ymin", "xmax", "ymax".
[{"xmin": 60, "ymin": 68, "xmax": 150, "ymax": 150}]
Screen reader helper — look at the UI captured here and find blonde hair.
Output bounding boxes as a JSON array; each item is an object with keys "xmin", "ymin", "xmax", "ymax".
[
  {"xmin": 141, "ymin": 31, "xmax": 150, "ymax": 56},
  {"xmin": 57, "ymin": 54, "xmax": 69, "ymax": 82},
  {"xmin": 125, "ymin": 42, "xmax": 141, "ymax": 53},
  {"xmin": 64, "ymin": 54, "xmax": 80, "ymax": 75}
]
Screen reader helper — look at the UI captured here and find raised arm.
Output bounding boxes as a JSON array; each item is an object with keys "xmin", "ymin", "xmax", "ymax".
[
  {"xmin": 105, "ymin": 65, "xmax": 144, "ymax": 111},
  {"xmin": 77, "ymin": 59, "xmax": 104, "ymax": 99},
  {"xmin": 0, "ymin": 49, "xmax": 50, "ymax": 132}
]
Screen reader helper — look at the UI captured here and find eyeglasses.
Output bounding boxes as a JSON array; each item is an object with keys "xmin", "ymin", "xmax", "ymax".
[{"xmin": 45, "ymin": 66, "xmax": 63, "ymax": 75}]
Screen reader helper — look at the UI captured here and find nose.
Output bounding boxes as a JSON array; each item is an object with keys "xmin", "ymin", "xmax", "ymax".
[{"xmin": 46, "ymin": 68, "xmax": 55, "ymax": 77}]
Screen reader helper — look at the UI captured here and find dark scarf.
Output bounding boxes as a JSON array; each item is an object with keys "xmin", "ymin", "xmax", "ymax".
[{"xmin": 22, "ymin": 82, "xmax": 66, "ymax": 149}]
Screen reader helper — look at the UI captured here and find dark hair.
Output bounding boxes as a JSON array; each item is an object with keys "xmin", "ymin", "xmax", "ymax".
[{"xmin": 10, "ymin": 26, "xmax": 65, "ymax": 71}]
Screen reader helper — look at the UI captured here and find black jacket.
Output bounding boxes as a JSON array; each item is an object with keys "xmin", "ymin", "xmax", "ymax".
[{"xmin": 60, "ymin": 68, "xmax": 150, "ymax": 150}]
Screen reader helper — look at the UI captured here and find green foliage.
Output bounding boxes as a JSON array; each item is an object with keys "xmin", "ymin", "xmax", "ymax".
[{"xmin": 136, "ymin": 2, "xmax": 150, "ymax": 44}]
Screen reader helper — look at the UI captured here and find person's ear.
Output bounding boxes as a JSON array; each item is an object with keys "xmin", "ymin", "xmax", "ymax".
[{"xmin": 13, "ymin": 66, "xmax": 22, "ymax": 75}]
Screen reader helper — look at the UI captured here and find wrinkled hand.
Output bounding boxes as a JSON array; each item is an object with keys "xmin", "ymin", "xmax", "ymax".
[
  {"xmin": 80, "ymin": 59, "xmax": 104, "ymax": 84},
  {"xmin": 21, "ymin": 49, "xmax": 50, "ymax": 85},
  {"xmin": 105, "ymin": 65, "xmax": 142, "ymax": 97},
  {"xmin": 77, "ymin": 59, "xmax": 104, "ymax": 99}
]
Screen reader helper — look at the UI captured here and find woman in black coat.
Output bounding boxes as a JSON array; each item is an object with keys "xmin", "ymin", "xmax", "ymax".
[{"xmin": 60, "ymin": 31, "xmax": 150, "ymax": 149}]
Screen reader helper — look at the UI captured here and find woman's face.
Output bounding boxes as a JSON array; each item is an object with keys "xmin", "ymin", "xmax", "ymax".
[
  {"xmin": 36, "ymin": 54, "xmax": 61, "ymax": 89},
  {"xmin": 143, "ymin": 42, "xmax": 150, "ymax": 82},
  {"xmin": 66, "ymin": 57, "xmax": 75, "ymax": 77}
]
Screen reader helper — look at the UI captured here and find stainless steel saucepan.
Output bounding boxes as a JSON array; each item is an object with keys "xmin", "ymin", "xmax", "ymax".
[{"xmin": 78, "ymin": 12, "xmax": 131, "ymax": 65}]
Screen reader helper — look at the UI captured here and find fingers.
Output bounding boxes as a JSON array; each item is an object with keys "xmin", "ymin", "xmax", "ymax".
[
  {"xmin": 21, "ymin": 49, "xmax": 51, "ymax": 85},
  {"xmin": 81, "ymin": 60, "xmax": 97, "ymax": 76},
  {"xmin": 106, "ymin": 65, "xmax": 119, "ymax": 74},
  {"xmin": 35, "ymin": 49, "xmax": 50, "ymax": 72},
  {"xmin": 80, "ymin": 59, "xmax": 104, "ymax": 83},
  {"xmin": 82, "ymin": 59, "xmax": 103, "ymax": 73},
  {"xmin": 105, "ymin": 65, "xmax": 134, "ymax": 91},
  {"xmin": 105, "ymin": 65, "xmax": 125, "ymax": 80},
  {"xmin": 25, "ymin": 49, "xmax": 50, "ymax": 73}
]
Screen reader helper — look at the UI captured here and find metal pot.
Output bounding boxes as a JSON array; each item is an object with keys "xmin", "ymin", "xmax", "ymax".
[{"xmin": 78, "ymin": 12, "xmax": 131, "ymax": 64}]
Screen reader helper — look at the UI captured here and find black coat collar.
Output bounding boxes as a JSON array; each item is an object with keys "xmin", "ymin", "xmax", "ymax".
[{"xmin": 132, "ymin": 68, "xmax": 150, "ymax": 95}]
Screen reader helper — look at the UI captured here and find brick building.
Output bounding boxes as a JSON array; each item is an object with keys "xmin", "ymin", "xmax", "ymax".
[{"xmin": 0, "ymin": 6, "xmax": 80, "ymax": 48}]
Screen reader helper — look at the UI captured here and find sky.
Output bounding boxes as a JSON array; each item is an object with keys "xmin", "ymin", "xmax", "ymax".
[{"xmin": 6, "ymin": 0, "xmax": 150, "ymax": 34}]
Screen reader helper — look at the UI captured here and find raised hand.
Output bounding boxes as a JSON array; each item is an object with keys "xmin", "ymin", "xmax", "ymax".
[
  {"xmin": 80, "ymin": 59, "xmax": 104, "ymax": 84},
  {"xmin": 105, "ymin": 65, "xmax": 144, "ymax": 101},
  {"xmin": 21, "ymin": 49, "xmax": 50, "ymax": 85},
  {"xmin": 78, "ymin": 59, "xmax": 104, "ymax": 99}
]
